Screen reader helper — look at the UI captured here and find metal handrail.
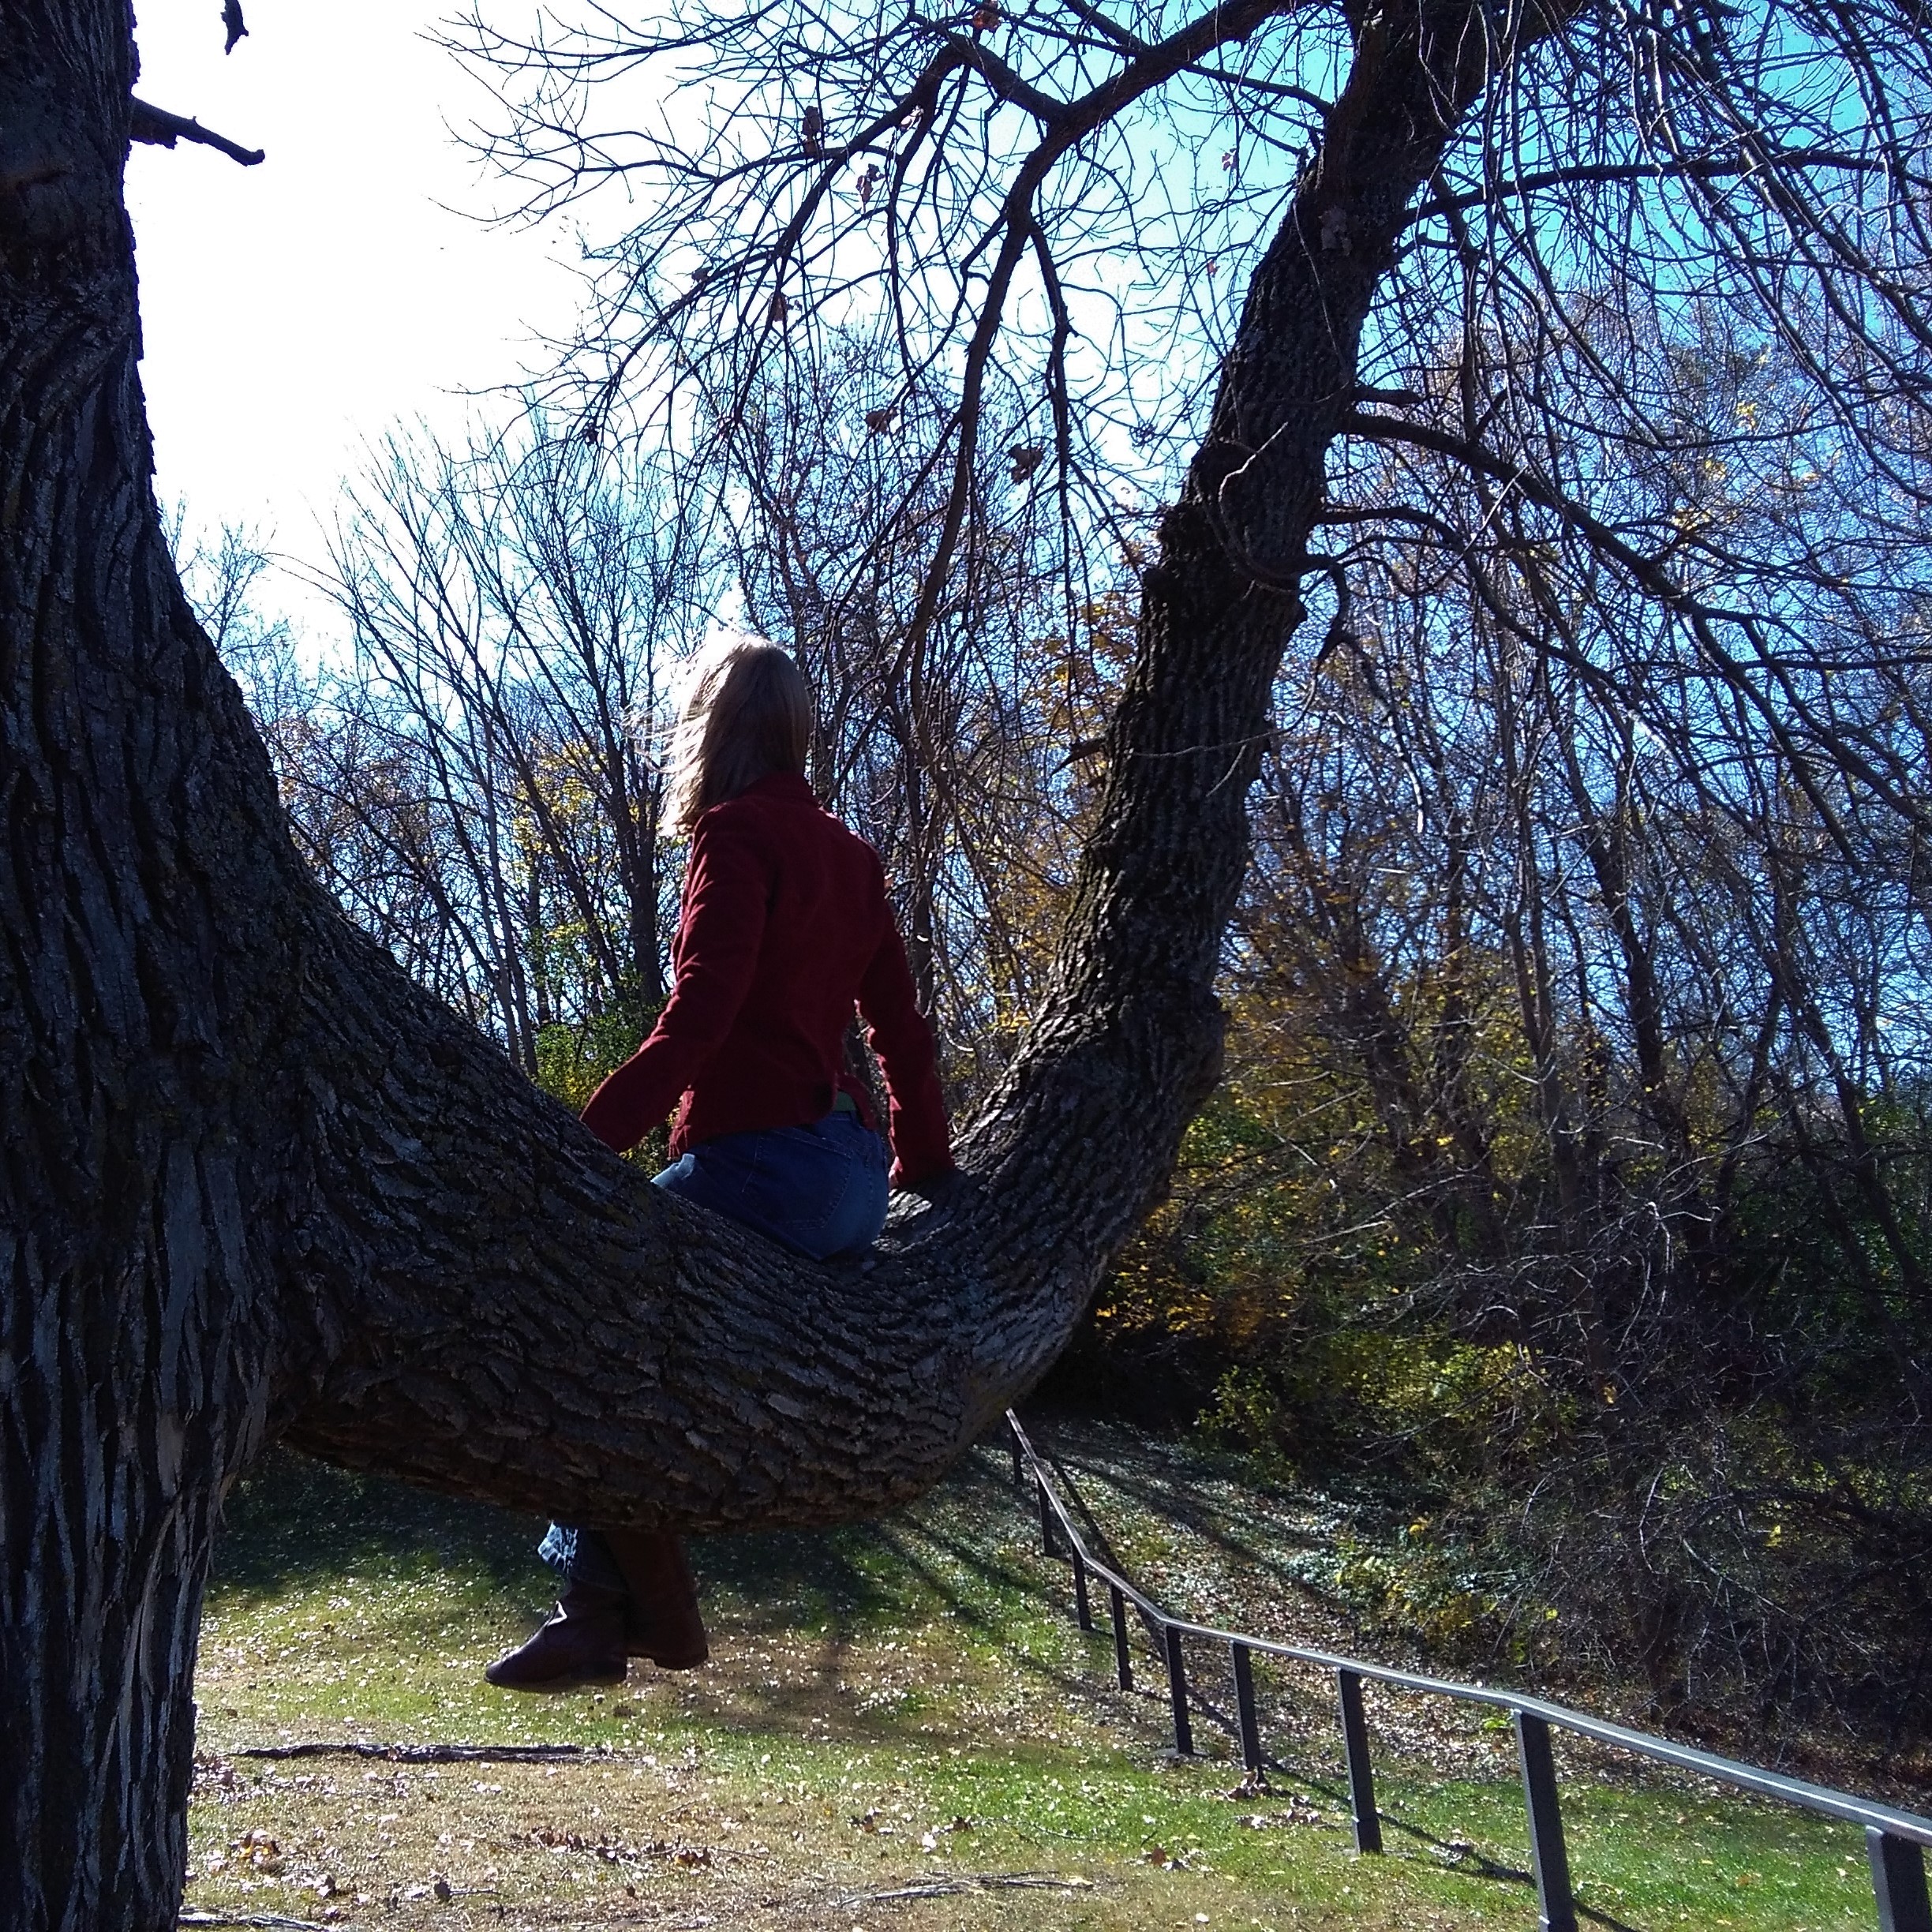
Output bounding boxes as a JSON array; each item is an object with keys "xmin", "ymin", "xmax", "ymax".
[{"xmin": 1004, "ymin": 1409, "xmax": 1932, "ymax": 1932}]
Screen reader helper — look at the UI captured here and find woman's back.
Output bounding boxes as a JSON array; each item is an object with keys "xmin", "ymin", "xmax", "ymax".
[{"xmin": 580, "ymin": 771, "xmax": 949, "ymax": 1189}]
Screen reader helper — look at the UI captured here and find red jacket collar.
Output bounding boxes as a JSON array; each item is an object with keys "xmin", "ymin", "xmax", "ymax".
[{"xmin": 740, "ymin": 770, "xmax": 818, "ymax": 806}]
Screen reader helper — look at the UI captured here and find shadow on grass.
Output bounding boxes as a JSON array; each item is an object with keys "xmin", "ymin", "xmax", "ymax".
[
  {"xmin": 207, "ymin": 1439, "xmax": 1157, "ymax": 1764},
  {"xmin": 210, "ymin": 1441, "xmax": 1038, "ymax": 1649},
  {"xmin": 1043, "ymin": 1425, "xmax": 1348, "ymax": 1615},
  {"xmin": 210, "ymin": 1450, "xmax": 543, "ymax": 1603}
]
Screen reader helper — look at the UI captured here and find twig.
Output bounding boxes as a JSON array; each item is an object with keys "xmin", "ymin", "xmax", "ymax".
[
  {"xmin": 234, "ymin": 1741, "xmax": 585, "ymax": 1763},
  {"xmin": 129, "ymin": 98, "xmax": 264, "ymax": 167},
  {"xmin": 837, "ymin": 1871, "xmax": 1099, "ymax": 1905},
  {"xmin": 178, "ymin": 1913, "xmax": 324, "ymax": 1931}
]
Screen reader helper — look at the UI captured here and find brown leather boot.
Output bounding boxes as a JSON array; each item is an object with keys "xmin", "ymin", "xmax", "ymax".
[
  {"xmin": 485, "ymin": 1582, "xmax": 628, "ymax": 1691},
  {"xmin": 603, "ymin": 1530, "xmax": 710, "ymax": 1668}
]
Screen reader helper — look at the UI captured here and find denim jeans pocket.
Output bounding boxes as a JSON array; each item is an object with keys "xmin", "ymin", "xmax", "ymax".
[{"xmin": 737, "ymin": 1125, "xmax": 854, "ymax": 1253}]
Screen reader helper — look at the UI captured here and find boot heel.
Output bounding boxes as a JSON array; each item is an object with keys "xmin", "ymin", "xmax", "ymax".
[{"xmin": 604, "ymin": 1530, "xmax": 711, "ymax": 1668}]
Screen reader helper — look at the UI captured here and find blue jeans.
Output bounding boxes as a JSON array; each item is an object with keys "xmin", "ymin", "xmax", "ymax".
[
  {"xmin": 652, "ymin": 1108, "xmax": 891, "ymax": 1261},
  {"xmin": 541, "ymin": 1110, "xmax": 891, "ymax": 1586}
]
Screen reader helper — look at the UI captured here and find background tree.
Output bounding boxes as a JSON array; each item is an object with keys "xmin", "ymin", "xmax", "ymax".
[
  {"xmin": 313, "ymin": 420, "xmax": 689, "ymax": 1085},
  {"xmin": 295, "ymin": 343, "xmax": 1099, "ymax": 1115},
  {"xmin": 708, "ymin": 331, "xmax": 1097, "ymax": 1075},
  {"xmin": 1080, "ymin": 318, "xmax": 1932, "ymax": 1726}
]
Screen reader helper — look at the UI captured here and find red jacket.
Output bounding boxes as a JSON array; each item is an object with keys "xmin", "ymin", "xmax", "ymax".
[{"xmin": 579, "ymin": 772, "xmax": 952, "ymax": 1187}]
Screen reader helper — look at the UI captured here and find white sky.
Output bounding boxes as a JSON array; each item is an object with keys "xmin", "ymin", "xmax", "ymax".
[{"xmin": 126, "ymin": 0, "xmax": 586, "ymax": 624}]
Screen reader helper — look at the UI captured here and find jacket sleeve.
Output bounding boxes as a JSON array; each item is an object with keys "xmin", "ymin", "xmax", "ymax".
[
  {"xmin": 579, "ymin": 811, "xmax": 771, "ymax": 1154},
  {"xmin": 857, "ymin": 888, "xmax": 953, "ymax": 1189}
]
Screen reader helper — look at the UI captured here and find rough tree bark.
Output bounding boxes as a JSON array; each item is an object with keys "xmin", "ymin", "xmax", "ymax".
[{"xmin": 0, "ymin": 0, "xmax": 1503, "ymax": 1923}]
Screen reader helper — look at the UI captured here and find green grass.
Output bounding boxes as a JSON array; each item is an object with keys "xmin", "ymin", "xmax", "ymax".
[{"xmin": 184, "ymin": 1434, "xmax": 1887, "ymax": 1930}]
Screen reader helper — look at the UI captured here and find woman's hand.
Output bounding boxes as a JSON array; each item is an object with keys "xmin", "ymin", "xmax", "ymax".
[{"xmin": 897, "ymin": 1164, "xmax": 967, "ymax": 1209}]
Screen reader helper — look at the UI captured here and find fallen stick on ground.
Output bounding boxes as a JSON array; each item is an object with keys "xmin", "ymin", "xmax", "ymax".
[
  {"xmin": 838, "ymin": 1871, "xmax": 1099, "ymax": 1905},
  {"xmin": 232, "ymin": 1741, "xmax": 586, "ymax": 1763},
  {"xmin": 178, "ymin": 1911, "xmax": 326, "ymax": 1930}
]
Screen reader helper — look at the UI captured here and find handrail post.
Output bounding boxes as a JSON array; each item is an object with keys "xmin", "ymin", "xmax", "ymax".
[
  {"xmin": 1010, "ymin": 1430, "xmax": 1023, "ymax": 1490},
  {"xmin": 1870, "ymin": 1827, "xmax": 1932, "ymax": 1932},
  {"xmin": 1336, "ymin": 1668, "xmax": 1382, "ymax": 1853},
  {"xmin": 1037, "ymin": 1475, "xmax": 1057, "ymax": 1558},
  {"xmin": 1163, "ymin": 1623, "xmax": 1193, "ymax": 1754},
  {"xmin": 1231, "ymin": 1642, "xmax": 1263, "ymax": 1774},
  {"xmin": 1515, "ymin": 1712, "xmax": 1578, "ymax": 1932},
  {"xmin": 1110, "ymin": 1584, "xmax": 1133, "ymax": 1690},
  {"xmin": 1072, "ymin": 1548, "xmax": 1094, "ymax": 1631}
]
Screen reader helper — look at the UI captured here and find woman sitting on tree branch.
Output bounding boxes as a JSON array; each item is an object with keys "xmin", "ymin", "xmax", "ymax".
[{"xmin": 487, "ymin": 635, "xmax": 954, "ymax": 1691}]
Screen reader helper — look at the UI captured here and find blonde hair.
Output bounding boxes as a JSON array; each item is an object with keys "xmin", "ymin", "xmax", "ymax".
[{"xmin": 665, "ymin": 634, "xmax": 814, "ymax": 836}]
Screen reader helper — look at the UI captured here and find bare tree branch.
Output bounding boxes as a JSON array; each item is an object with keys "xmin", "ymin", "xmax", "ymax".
[{"xmin": 129, "ymin": 95, "xmax": 264, "ymax": 165}]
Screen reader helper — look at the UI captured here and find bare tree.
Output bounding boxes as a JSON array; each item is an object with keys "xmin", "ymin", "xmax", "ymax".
[
  {"xmin": 290, "ymin": 366, "xmax": 1086, "ymax": 1116},
  {"xmin": 316, "ymin": 418, "xmax": 691, "ymax": 1073},
  {"xmin": 1139, "ymin": 304, "xmax": 1932, "ymax": 1713},
  {"xmin": 709, "ymin": 331, "xmax": 1093, "ymax": 1076},
  {"xmin": 168, "ymin": 511, "xmax": 313, "ymax": 762}
]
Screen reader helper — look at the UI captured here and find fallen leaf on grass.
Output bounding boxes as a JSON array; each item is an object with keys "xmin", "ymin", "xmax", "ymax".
[
  {"xmin": 1237, "ymin": 1795, "xmax": 1329, "ymax": 1829},
  {"xmin": 193, "ymin": 1753, "xmax": 244, "ymax": 1801}
]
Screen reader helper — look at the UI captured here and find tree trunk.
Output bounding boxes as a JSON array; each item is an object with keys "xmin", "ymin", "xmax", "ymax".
[
  {"xmin": 2, "ymin": 14, "xmax": 305, "ymax": 1919},
  {"xmin": 0, "ymin": 0, "xmax": 1502, "ymax": 1923}
]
